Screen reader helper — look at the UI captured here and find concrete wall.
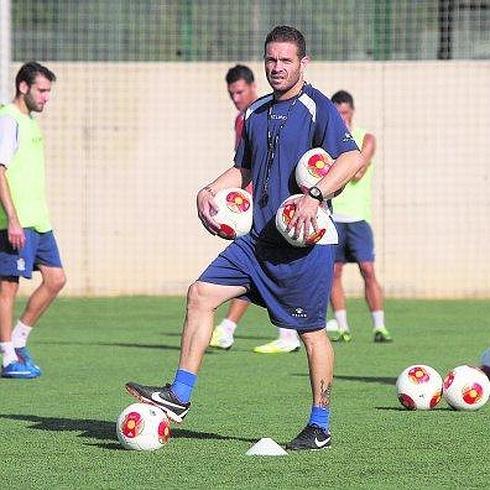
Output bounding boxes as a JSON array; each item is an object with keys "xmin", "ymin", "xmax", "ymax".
[{"xmin": 10, "ymin": 61, "xmax": 489, "ymax": 298}]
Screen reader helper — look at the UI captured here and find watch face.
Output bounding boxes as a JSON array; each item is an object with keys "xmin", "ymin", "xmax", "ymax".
[{"xmin": 309, "ymin": 187, "xmax": 322, "ymax": 200}]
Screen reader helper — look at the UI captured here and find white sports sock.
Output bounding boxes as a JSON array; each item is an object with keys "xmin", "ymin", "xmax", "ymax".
[
  {"xmin": 12, "ymin": 321, "xmax": 33, "ymax": 348},
  {"xmin": 372, "ymin": 310, "xmax": 385, "ymax": 329},
  {"xmin": 334, "ymin": 310, "xmax": 349, "ymax": 332},
  {"xmin": 278, "ymin": 327, "xmax": 299, "ymax": 343},
  {"xmin": 0, "ymin": 341, "xmax": 18, "ymax": 367},
  {"xmin": 219, "ymin": 318, "xmax": 237, "ymax": 335}
]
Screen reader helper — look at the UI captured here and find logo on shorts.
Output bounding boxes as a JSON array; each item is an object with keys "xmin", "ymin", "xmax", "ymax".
[
  {"xmin": 342, "ymin": 132, "xmax": 354, "ymax": 142},
  {"xmin": 16, "ymin": 258, "xmax": 26, "ymax": 271},
  {"xmin": 292, "ymin": 307, "xmax": 307, "ymax": 319}
]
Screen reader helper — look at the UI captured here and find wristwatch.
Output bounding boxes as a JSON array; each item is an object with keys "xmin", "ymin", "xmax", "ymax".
[{"xmin": 308, "ymin": 186, "xmax": 324, "ymax": 203}]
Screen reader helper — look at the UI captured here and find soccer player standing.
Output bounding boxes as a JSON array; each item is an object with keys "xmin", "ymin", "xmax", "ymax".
[
  {"xmin": 0, "ymin": 62, "xmax": 66, "ymax": 378},
  {"xmin": 210, "ymin": 64, "xmax": 301, "ymax": 354},
  {"xmin": 328, "ymin": 90, "xmax": 393, "ymax": 343},
  {"xmin": 126, "ymin": 26, "xmax": 362, "ymax": 450}
]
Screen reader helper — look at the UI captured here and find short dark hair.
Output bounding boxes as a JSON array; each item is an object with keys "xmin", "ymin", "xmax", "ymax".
[
  {"xmin": 331, "ymin": 90, "xmax": 354, "ymax": 109},
  {"xmin": 15, "ymin": 61, "xmax": 56, "ymax": 95},
  {"xmin": 264, "ymin": 25, "xmax": 306, "ymax": 59},
  {"xmin": 225, "ymin": 65, "xmax": 255, "ymax": 85}
]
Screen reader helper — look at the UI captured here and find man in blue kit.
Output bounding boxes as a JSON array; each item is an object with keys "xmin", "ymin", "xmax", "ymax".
[{"xmin": 125, "ymin": 26, "xmax": 362, "ymax": 450}]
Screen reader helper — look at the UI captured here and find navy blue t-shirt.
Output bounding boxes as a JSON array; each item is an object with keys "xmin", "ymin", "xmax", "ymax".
[{"xmin": 234, "ymin": 83, "xmax": 359, "ymax": 244}]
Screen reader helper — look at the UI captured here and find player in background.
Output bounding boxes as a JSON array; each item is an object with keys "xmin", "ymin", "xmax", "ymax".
[
  {"xmin": 0, "ymin": 62, "xmax": 66, "ymax": 378},
  {"xmin": 210, "ymin": 64, "xmax": 301, "ymax": 354},
  {"xmin": 327, "ymin": 90, "xmax": 392, "ymax": 343},
  {"xmin": 125, "ymin": 25, "xmax": 363, "ymax": 450}
]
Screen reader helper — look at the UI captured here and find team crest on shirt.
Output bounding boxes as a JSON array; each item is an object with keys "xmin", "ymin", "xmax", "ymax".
[
  {"xmin": 291, "ymin": 307, "xmax": 307, "ymax": 319},
  {"xmin": 16, "ymin": 258, "xmax": 26, "ymax": 271},
  {"xmin": 342, "ymin": 132, "xmax": 354, "ymax": 142}
]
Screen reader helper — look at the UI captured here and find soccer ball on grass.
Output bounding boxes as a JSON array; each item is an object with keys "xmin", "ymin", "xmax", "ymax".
[
  {"xmin": 116, "ymin": 403, "xmax": 171, "ymax": 451},
  {"xmin": 443, "ymin": 364, "xmax": 490, "ymax": 411},
  {"xmin": 395, "ymin": 364, "xmax": 443, "ymax": 410}
]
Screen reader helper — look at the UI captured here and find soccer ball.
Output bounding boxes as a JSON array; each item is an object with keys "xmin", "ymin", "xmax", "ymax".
[
  {"xmin": 395, "ymin": 365, "xmax": 443, "ymax": 410},
  {"xmin": 295, "ymin": 148, "xmax": 334, "ymax": 193},
  {"xmin": 116, "ymin": 403, "xmax": 171, "ymax": 451},
  {"xmin": 480, "ymin": 348, "xmax": 490, "ymax": 378},
  {"xmin": 275, "ymin": 194, "xmax": 338, "ymax": 247},
  {"xmin": 443, "ymin": 364, "xmax": 490, "ymax": 411},
  {"xmin": 212, "ymin": 188, "xmax": 253, "ymax": 240}
]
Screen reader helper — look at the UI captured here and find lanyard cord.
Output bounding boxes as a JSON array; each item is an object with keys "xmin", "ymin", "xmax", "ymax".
[{"xmin": 259, "ymin": 86, "xmax": 304, "ymax": 206}]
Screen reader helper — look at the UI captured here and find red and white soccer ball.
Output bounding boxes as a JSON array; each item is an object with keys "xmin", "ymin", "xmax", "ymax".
[
  {"xmin": 275, "ymin": 194, "xmax": 337, "ymax": 247},
  {"xmin": 443, "ymin": 364, "xmax": 490, "ymax": 411},
  {"xmin": 295, "ymin": 148, "xmax": 334, "ymax": 193},
  {"xmin": 395, "ymin": 365, "xmax": 443, "ymax": 410},
  {"xmin": 480, "ymin": 348, "xmax": 490, "ymax": 379},
  {"xmin": 116, "ymin": 403, "xmax": 171, "ymax": 451},
  {"xmin": 212, "ymin": 188, "xmax": 253, "ymax": 240}
]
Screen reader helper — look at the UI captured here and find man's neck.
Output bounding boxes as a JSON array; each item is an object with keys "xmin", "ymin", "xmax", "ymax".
[
  {"xmin": 274, "ymin": 77, "xmax": 304, "ymax": 101},
  {"xmin": 13, "ymin": 97, "xmax": 30, "ymax": 115}
]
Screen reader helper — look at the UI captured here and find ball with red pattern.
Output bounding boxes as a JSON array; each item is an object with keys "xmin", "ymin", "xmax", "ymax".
[
  {"xmin": 395, "ymin": 364, "xmax": 443, "ymax": 410},
  {"xmin": 443, "ymin": 364, "xmax": 490, "ymax": 411},
  {"xmin": 116, "ymin": 403, "xmax": 171, "ymax": 450},
  {"xmin": 275, "ymin": 194, "xmax": 337, "ymax": 247},
  {"xmin": 212, "ymin": 187, "xmax": 253, "ymax": 240},
  {"xmin": 295, "ymin": 148, "xmax": 334, "ymax": 193}
]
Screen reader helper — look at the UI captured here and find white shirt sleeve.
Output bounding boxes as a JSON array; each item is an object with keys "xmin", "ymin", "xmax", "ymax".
[{"xmin": 0, "ymin": 115, "xmax": 19, "ymax": 168}]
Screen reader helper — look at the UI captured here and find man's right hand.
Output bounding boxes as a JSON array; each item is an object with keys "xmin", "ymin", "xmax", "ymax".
[
  {"xmin": 8, "ymin": 219, "xmax": 25, "ymax": 250},
  {"xmin": 196, "ymin": 187, "xmax": 221, "ymax": 236}
]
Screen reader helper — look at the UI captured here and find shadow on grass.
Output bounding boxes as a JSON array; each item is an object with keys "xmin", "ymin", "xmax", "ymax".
[
  {"xmin": 36, "ymin": 340, "xmax": 182, "ymax": 351},
  {"xmin": 163, "ymin": 332, "xmax": 274, "ymax": 341},
  {"xmin": 292, "ymin": 373, "xmax": 397, "ymax": 385},
  {"xmin": 0, "ymin": 414, "xmax": 257, "ymax": 448}
]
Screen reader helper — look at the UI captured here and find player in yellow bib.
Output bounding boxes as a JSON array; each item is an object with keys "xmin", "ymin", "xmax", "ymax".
[
  {"xmin": 0, "ymin": 62, "xmax": 66, "ymax": 378},
  {"xmin": 328, "ymin": 91, "xmax": 392, "ymax": 343}
]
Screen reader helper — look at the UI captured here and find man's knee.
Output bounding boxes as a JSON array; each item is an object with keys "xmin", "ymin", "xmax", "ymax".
[
  {"xmin": 0, "ymin": 278, "xmax": 19, "ymax": 299},
  {"xmin": 44, "ymin": 269, "xmax": 66, "ymax": 295},
  {"xmin": 359, "ymin": 262, "xmax": 376, "ymax": 282},
  {"xmin": 186, "ymin": 281, "xmax": 214, "ymax": 311}
]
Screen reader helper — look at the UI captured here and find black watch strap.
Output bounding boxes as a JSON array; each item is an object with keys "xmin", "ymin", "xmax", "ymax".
[{"xmin": 308, "ymin": 186, "xmax": 324, "ymax": 203}]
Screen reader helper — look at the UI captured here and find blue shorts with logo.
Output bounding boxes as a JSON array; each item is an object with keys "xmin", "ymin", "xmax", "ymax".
[
  {"xmin": 0, "ymin": 228, "xmax": 63, "ymax": 279},
  {"xmin": 334, "ymin": 221, "xmax": 375, "ymax": 263},
  {"xmin": 199, "ymin": 234, "xmax": 334, "ymax": 331}
]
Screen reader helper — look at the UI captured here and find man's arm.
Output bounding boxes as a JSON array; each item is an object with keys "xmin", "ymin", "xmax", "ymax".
[
  {"xmin": 352, "ymin": 133, "xmax": 376, "ymax": 181},
  {"xmin": 315, "ymin": 149, "xmax": 363, "ymax": 199},
  {"xmin": 0, "ymin": 167, "xmax": 25, "ymax": 249}
]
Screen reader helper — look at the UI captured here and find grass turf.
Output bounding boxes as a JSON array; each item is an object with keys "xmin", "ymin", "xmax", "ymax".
[{"xmin": 0, "ymin": 297, "xmax": 489, "ymax": 488}]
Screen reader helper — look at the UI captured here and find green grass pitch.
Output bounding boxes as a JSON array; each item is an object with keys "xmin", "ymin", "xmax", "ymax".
[{"xmin": 0, "ymin": 297, "xmax": 489, "ymax": 488}]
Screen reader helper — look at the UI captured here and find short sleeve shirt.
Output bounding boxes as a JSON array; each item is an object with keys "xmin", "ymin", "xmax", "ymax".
[
  {"xmin": 0, "ymin": 115, "xmax": 19, "ymax": 167},
  {"xmin": 234, "ymin": 83, "xmax": 359, "ymax": 242}
]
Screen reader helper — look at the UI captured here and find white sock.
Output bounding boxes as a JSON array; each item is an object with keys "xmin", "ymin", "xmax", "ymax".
[
  {"xmin": 12, "ymin": 321, "xmax": 33, "ymax": 348},
  {"xmin": 372, "ymin": 310, "xmax": 385, "ymax": 329},
  {"xmin": 0, "ymin": 341, "xmax": 18, "ymax": 367},
  {"xmin": 334, "ymin": 310, "xmax": 350, "ymax": 332},
  {"xmin": 278, "ymin": 328, "xmax": 299, "ymax": 343},
  {"xmin": 219, "ymin": 318, "xmax": 237, "ymax": 335}
]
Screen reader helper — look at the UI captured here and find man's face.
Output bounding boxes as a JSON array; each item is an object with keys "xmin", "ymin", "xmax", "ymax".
[
  {"xmin": 264, "ymin": 41, "xmax": 306, "ymax": 94},
  {"xmin": 227, "ymin": 79, "xmax": 256, "ymax": 112},
  {"xmin": 334, "ymin": 102, "xmax": 354, "ymax": 127},
  {"xmin": 21, "ymin": 74, "xmax": 53, "ymax": 113}
]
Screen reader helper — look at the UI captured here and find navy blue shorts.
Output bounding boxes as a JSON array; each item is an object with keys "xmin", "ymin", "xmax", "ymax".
[
  {"xmin": 199, "ymin": 235, "xmax": 334, "ymax": 331},
  {"xmin": 0, "ymin": 229, "xmax": 63, "ymax": 279},
  {"xmin": 334, "ymin": 221, "xmax": 375, "ymax": 263}
]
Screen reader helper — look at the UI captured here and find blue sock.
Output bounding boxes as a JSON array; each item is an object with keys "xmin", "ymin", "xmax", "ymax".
[
  {"xmin": 308, "ymin": 405, "xmax": 330, "ymax": 432},
  {"xmin": 170, "ymin": 369, "xmax": 197, "ymax": 404}
]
